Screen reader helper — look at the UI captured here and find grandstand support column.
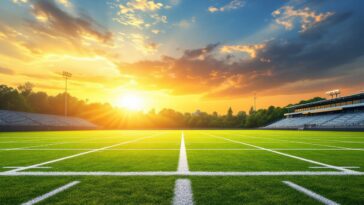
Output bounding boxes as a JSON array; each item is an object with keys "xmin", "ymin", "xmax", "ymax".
[{"xmin": 62, "ymin": 71, "xmax": 72, "ymax": 117}]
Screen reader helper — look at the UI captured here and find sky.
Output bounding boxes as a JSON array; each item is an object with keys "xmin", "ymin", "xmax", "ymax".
[{"xmin": 0, "ymin": 0, "xmax": 364, "ymax": 113}]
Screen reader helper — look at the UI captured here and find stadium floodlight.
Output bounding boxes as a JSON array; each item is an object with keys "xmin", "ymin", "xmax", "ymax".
[
  {"xmin": 326, "ymin": 89, "xmax": 340, "ymax": 99},
  {"xmin": 254, "ymin": 92, "xmax": 257, "ymax": 112},
  {"xmin": 62, "ymin": 71, "xmax": 72, "ymax": 117}
]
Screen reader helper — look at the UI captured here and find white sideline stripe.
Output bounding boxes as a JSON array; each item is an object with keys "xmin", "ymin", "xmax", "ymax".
[
  {"xmin": 177, "ymin": 131, "xmax": 189, "ymax": 173},
  {"xmin": 204, "ymin": 133, "xmax": 358, "ymax": 173},
  {"xmin": 3, "ymin": 166, "xmax": 51, "ymax": 169},
  {"xmin": 0, "ymin": 171, "xmax": 363, "ymax": 177},
  {"xmin": 173, "ymin": 179, "xmax": 194, "ymax": 205},
  {"xmin": 6, "ymin": 142, "xmax": 68, "ymax": 150},
  {"xmin": 5, "ymin": 133, "xmax": 162, "ymax": 173},
  {"xmin": 309, "ymin": 166, "xmax": 360, "ymax": 169},
  {"xmin": 283, "ymin": 181, "xmax": 339, "ymax": 205},
  {"xmin": 235, "ymin": 133, "xmax": 357, "ymax": 151},
  {"xmin": 0, "ymin": 148, "xmax": 363, "ymax": 151},
  {"xmin": 21, "ymin": 181, "xmax": 80, "ymax": 205}
]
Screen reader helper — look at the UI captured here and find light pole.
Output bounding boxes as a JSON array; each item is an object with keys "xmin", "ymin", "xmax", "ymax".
[
  {"xmin": 254, "ymin": 92, "xmax": 257, "ymax": 112},
  {"xmin": 62, "ymin": 71, "xmax": 72, "ymax": 117}
]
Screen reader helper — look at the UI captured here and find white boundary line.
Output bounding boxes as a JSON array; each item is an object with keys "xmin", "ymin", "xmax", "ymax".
[
  {"xmin": 203, "ymin": 133, "xmax": 358, "ymax": 173},
  {"xmin": 6, "ymin": 142, "xmax": 68, "ymax": 151},
  {"xmin": 234, "ymin": 133, "xmax": 358, "ymax": 150},
  {"xmin": 309, "ymin": 166, "xmax": 360, "ymax": 169},
  {"xmin": 3, "ymin": 166, "xmax": 51, "ymax": 169},
  {"xmin": 283, "ymin": 181, "xmax": 340, "ymax": 205},
  {"xmin": 1, "ymin": 148, "xmax": 363, "ymax": 151},
  {"xmin": 173, "ymin": 179, "xmax": 194, "ymax": 205},
  {"xmin": 5, "ymin": 133, "xmax": 164, "ymax": 173},
  {"xmin": 177, "ymin": 131, "xmax": 189, "ymax": 173},
  {"xmin": 1, "ymin": 171, "xmax": 362, "ymax": 176},
  {"xmin": 21, "ymin": 181, "xmax": 80, "ymax": 205}
]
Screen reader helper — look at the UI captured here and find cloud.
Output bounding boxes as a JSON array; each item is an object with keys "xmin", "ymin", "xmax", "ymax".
[
  {"xmin": 121, "ymin": 33, "xmax": 160, "ymax": 54},
  {"xmin": 272, "ymin": 5, "xmax": 333, "ymax": 32},
  {"xmin": 175, "ymin": 17, "xmax": 196, "ymax": 29},
  {"xmin": 0, "ymin": 0, "xmax": 116, "ymax": 59},
  {"xmin": 220, "ymin": 43, "xmax": 266, "ymax": 58},
  {"xmin": 29, "ymin": 0, "xmax": 111, "ymax": 42},
  {"xmin": 114, "ymin": 0, "xmax": 166, "ymax": 29},
  {"xmin": 117, "ymin": 8, "xmax": 364, "ymax": 98},
  {"xmin": 208, "ymin": 0, "xmax": 245, "ymax": 13},
  {"xmin": 151, "ymin": 29, "xmax": 161, "ymax": 34},
  {"xmin": 56, "ymin": 0, "xmax": 72, "ymax": 7},
  {"xmin": 0, "ymin": 66, "xmax": 15, "ymax": 75},
  {"xmin": 119, "ymin": 0, "xmax": 163, "ymax": 13},
  {"xmin": 12, "ymin": 0, "xmax": 28, "ymax": 4}
]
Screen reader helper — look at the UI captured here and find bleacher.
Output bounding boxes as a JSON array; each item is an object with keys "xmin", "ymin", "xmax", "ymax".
[
  {"xmin": 0, "ymin": 110, "xmax": 97, "ymax": 131},
  {"xmin": 266, "ymin": 112, "xmax": 364, "ymax": 129},
  {"xmin": 265, "ymin": 91, "xmax": 364, "ymax": 130}
]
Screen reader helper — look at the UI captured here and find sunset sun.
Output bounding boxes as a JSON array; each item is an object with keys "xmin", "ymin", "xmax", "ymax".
[{"xmin": 117, "ymin": 93, "xmax": 145, "ymax": 111}]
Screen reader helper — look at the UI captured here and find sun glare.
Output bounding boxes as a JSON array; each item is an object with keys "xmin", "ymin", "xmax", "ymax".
[{"xmin": 117, "ymin": 93, "xmax": 145, "ymax": 111}]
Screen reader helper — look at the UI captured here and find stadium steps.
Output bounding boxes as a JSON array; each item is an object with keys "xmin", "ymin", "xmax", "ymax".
[
  {"xmin": 0, "ymin": 110, "xmax": 97, "ymax": 130},
  {"xmin": 265, "ymin": 112, "xmax": 364, "ymax": 129}
]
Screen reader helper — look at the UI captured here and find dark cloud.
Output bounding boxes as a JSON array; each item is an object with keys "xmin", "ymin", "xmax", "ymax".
[
  {"xmin": 29, "ymin": 0, "xmax": 111, "ymax": 42},
  {"xmin": 120, "ymin": 10, "xmax": 364, "ymax": 98},
  {"xmin": 0, "ymin": 66, "xmax": 14, "ymax": 75}
]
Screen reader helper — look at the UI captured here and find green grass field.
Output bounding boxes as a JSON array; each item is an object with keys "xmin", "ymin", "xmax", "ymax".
[{"xmin": 0, "ymin": 130, "xmax": 363, "ymax": 204}]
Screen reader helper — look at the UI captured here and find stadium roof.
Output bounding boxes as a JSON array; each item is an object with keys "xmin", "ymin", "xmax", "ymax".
[{"xmin": 288, "ymin": 91, "xmax": 364, "ymax": 109}]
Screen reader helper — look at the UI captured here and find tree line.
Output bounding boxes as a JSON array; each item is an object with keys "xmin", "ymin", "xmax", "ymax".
[{"xmin": 0, "ymin": 83, "xmax": 324, "ymax": 129}]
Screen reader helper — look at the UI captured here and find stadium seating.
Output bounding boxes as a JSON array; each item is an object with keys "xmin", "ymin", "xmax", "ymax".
[
  {"xmin": 265, "ymin": 112, "xmax": 364, "ymax": 129},
  {"xmin": 0, "ymin": 110, "xmax": 97, "ymax": 130}
]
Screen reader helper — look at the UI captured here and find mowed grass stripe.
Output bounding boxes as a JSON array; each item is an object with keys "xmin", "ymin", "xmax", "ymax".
[
  {"xmin": 283, "ymin": 181, "xmax": 339, "ymax": 205},
  {"xmin": 203, "ymin": 132, "xmax": 358, "ymax": 173},
  {"xmin": 21, "ymin": 181, "xmax": 80, "ymax": 205},
  {"xmin": 5, "ymin": 132, "xmax": 165, "ymax": 173},
  {"xmin": 234, "ymin": 133, "xmax": 358, "ymax": 150}
]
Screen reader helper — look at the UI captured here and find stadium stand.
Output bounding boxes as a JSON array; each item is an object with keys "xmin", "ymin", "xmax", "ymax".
[
  {"xmin": 265, "ymin": 91, "xmax": 364, "ymax": 130},
  {"xmin": 0, "ymin": 110, "xmax": 97, "ymax": 131}
]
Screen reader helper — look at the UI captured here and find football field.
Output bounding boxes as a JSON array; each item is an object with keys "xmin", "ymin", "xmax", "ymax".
[{"xmin": 0, "ymin": 130, "xmax": 363, "ymax": 204}]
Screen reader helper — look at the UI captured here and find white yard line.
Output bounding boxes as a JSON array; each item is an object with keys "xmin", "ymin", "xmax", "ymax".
[
  {"xmin": 203, "ymin": 133, "xmax": 358, "ymax": 173},
  {"xmin": 5, "ymin": 133, "xmax": 163, "ymax": 173},
  {"xmin": 235, "ymin": 133, "xmax": 357, "ymax": 150},
  {"xmin": 21, "ymin": 181, "xmax": 80, "ymax": 205},
  {"xmin": 0, "ymin": 148, "xmax": 363, "ymax": 151},
  {"xmin": 3, "ymin": 166, "xmax": 51, "ymax": 169},
  {"xmin": 177, "ymin": 131, "xmax": 189, "ymax": 173},
  {"xmin": 5, "ymin": 142, "xmax": 68, "ymax": 151},
  {"xmin": 0, "ymin": 171, "xmax": 362, "ymax": 176},
  {"xmin": 0, "ymin": 148, "xmax": 181, "ymax": 151},
  {"xmin": 173, "ymin": 179, "xmax": 194, "ymax": 205},
  {"xmin": 283, "ymin": 181, "xmax": 340, "ymax": 205},
  {"xmin": 309, "ymin": 166, "xmax": 360, "ymax": 169}
]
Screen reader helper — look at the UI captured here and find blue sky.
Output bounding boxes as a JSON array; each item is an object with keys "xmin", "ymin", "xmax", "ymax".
[{"xmin": 0, "ymin": 0, "xmax": 364, "ymax": 112}]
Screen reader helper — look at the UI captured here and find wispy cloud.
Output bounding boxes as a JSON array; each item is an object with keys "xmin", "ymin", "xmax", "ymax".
[
  {"xmin": 208, "ymin": 0, "xmax": 245, "ymax": 13},
  {"xmin": 272, "ymin": 5, "xmax": 333, "ymax": 32},
  {"xmin": 11, "ymin": 0, "xmax": 28, "ymax": 4},
  {"xmin": 220, "ymin": 43, "xmax": 265, "ymax": 58},
  {"xmin": 30, "ymin": 0, "xmax": 111, "ymax": 42},
  {"xmin": 0, "ymin": 66, "xmax": 15, "ymax": 75},
  {"xmin": 113, "ymin": 0, "xmax": 167, "ymax": 29}
]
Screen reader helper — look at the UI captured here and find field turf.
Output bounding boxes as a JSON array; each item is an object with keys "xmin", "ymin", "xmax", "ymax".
[{"xmin": 0, "ymin": 130, "xmax": 363, "ymax": 204}]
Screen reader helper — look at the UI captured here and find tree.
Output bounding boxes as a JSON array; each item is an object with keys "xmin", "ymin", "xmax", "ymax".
[
  {"xmin": 17, "ymin": 82, "xmax": 34, "ymax": 97},
  {"xmin": 0, "ymin": 84, "xmax": 30, "ymax": 111},
  {"xmin": 0, "ymin": 83, "xmax": 317, "ymax": 129},
  {"xmin": 227, "ymin": 107, "xmax": 233, "ymax": 118}
]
